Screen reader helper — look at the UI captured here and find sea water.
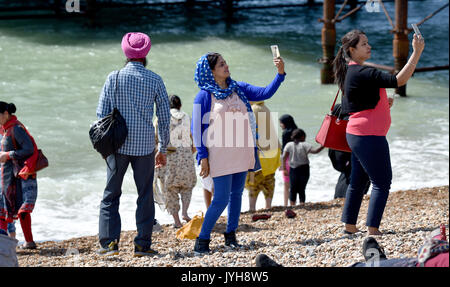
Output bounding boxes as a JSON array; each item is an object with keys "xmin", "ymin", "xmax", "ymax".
[{"xmin": 0, "ymin": 0, "xmax": 448, "ymax": 242}]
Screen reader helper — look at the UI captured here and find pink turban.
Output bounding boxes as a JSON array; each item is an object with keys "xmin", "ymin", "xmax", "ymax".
[{"xmin": 121, "ymin": 32, "xmax": 151, "ymax": 59}]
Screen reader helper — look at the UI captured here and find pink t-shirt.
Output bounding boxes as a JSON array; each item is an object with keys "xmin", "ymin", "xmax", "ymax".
[
  {"xmin": 207, "ymin": 93, "xmax": 255, "ymax": 178},
  {"xmin": 346, "ymin": 62, "xmax": 392, "ymax": 136}
]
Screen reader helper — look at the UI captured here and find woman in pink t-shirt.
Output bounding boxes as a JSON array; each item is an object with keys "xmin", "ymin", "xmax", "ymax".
[{"xmin": 333, "ymin": 29, "xmax": 425, "ymax": 236}]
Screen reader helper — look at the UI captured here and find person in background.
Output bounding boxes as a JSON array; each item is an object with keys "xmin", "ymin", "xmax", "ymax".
[
  {"xmin": 96, "ymin": 32, "xmax": 170, "ymax": 257},
  {"xmin": 245, "ymin": 101, "xmax": 281, "ymax": 211},
  {"xmin": 281, "ymin": 129, "xmax": 324, "ymax": 206},
  {"xmin": 155, "ymin": 95, "xmax": 197, "ymax": 228},
  {"xmin": 0, "ymin": 102, "xmax": 39, "ymax": 249},
  {"xmin": 191, "ymin": 52, "xmax": 286, "ymax": 254},
  {"xmin": 333, "ymin": 29, "xmax": 424, "ymax": 235},
  {"xmin": 255, "ymin": 225, "xmax": 448, "ymax": 267},
  {"xmin": 279, "ymin": 114, "xmax": 298, "ymax": 206},
  {"xmin": 352, "ymin": 226, "xmax": 448, "ymax": 267}
]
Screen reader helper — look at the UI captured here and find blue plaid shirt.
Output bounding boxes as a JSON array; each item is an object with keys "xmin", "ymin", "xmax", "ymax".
[{"xmin": 97, "ymin": 61, "xmax": 170, "ymax": 156}]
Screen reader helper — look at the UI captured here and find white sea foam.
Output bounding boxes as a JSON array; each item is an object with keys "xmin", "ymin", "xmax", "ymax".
[{"xmin": 22, "ymin": 123, "xmax": 448, "ymax": 243}]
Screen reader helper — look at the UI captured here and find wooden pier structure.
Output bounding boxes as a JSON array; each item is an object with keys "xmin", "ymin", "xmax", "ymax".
[{"xmin": 0, "ymin": 0, "xmax": 448, "ymax": 96}]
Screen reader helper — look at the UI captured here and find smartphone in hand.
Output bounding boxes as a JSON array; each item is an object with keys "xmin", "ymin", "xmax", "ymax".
[
  {"xmin": 271, "ymin": 45, "xmax": 280, "ymax": 58},
  {"xmin": 411, "ymin": 23, "xmax": 422, "ymax": 38}
]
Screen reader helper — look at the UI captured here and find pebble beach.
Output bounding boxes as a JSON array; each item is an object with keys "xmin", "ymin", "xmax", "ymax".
[{"xmin": 16, "ymin": 185, "xmax": 449, "ymax": 267}]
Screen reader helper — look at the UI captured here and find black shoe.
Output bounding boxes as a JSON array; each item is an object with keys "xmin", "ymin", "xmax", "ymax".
[
  {"xmin": 194, "ymin": 237, "xmax": 211, "ymax": 255},
  {"xmin": 362, "ymin": 237, "xmax": 387, "ymax": 262},
  {"xmin": 255, "ymin": 254, "xmax": 283, "ymax": 267},
  {"xmin": 224, "ymin": 231, "xmax": 241, "ymax": 248}
]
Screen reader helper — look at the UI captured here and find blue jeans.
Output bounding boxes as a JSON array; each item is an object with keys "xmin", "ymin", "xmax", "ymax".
[
  {"xmin": 99, "ymin": 152, "xmax": 155, "ymax": 248},
  {"xmin": 341, "ymin": 134, "xmax": 392, "ymax": 228},
  {"xmin": 198, "ymin": 171, "xmax": 248, "ymax": 240},
  {"xmin": 7, "ymin": 222, "xmax": 15, "ymax": 234}
]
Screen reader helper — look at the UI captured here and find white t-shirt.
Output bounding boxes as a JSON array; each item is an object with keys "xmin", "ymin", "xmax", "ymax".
[{"xmin": 282, "ymin": 141, "xmax": 312, "ymax": 168}]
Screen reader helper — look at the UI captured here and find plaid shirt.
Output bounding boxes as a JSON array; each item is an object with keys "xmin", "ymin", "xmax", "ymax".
[{"xmin": 97, "ymin": 62, "xmax": 170, "ymax": 156}]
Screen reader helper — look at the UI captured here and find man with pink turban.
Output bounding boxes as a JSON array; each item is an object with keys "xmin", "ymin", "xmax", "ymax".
[{"xmin": 96, "ymin": 32, "xmax": 171, "ymax": 257}]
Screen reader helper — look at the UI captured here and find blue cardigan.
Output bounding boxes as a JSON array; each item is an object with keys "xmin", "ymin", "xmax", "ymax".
[{"xmin": 191, "ymin": 72, "xmax": 286, "ymax": 165}]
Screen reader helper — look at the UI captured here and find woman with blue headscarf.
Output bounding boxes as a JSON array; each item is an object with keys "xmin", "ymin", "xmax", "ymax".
[{"xmin": 192, "ymin": 52, "xmax": 285, "ymax": 254}]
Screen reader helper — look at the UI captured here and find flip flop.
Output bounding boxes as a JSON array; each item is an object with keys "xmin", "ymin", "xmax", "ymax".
[
  {"xmin": 343, "ymin": 229, "xmax": 364, "ymax": 235},
  {"xmin": 285, "ymin": 209, "xmax": 296, "ymax": 219},
  {"xmin": 252, "ymin": 214, "xmax": 271, "ymax": 222},
  {"xmin": 20, "ymin": 241, "xmax": 37, "ymax": 250}
]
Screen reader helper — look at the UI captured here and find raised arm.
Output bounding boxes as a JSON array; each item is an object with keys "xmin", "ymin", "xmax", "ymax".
[
  {"xmin": 239, "ymin": 57, "xmax": 286, "ymax": 102},
  {"xmin": 396, "ymin": 34, "xmax": 425, "ymax": 87}
]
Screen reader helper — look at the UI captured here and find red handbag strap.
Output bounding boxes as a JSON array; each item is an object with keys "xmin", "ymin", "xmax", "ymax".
[{"xmin": 330, "ymin": 89, "xmax": 341, "ymax": 112}]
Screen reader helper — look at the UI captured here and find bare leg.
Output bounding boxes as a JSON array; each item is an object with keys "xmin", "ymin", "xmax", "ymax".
[
  {"xmin": 345, "ymin": 223, "xmax": 361, "ymax": 233},
  {"xmin": 181, "ymin": 191, "xmax": 192, "ymax": 222},
  {"xmin": 368, "ymin": 226, "xmax": 382, "ymax": 236},
  {"xmin": 249, "ymin": 196, "xmax": 257, "ymax": 212},
  {"xmin": 265, "ymin": 197, "xmax": 272, "ymax": 210},
  {"xmin": 284, "ymin": 181, "xmax": 290, "ymax": 206},
  {"xmin": 172, "ymin": 213, "xmax": 182, "ymax": 228}
]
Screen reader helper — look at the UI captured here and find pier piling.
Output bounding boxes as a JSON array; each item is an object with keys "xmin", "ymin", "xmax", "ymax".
[
  {"xmin": 393, "ymin": 0, "xmax": 409, "ymax": 96},
  {"xmin": 320, "ymin": 0, "xmax": 336, "ymax": 84}
]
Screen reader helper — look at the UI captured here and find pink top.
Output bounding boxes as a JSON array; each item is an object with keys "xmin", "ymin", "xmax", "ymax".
[
  {"xmin": 346, "ymin": 62, "xmax": 392, "ymax": 136},
  {"xmin": 422, "ymin": 252, "xmax": 449, "ymax": 267},
  {"xmin": 207, "ymin": 93, "xmax": 255, "ymax": 178}
]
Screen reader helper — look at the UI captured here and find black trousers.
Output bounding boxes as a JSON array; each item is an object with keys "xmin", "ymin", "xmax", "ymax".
[{"xmin": 289, "ymin": 164, "xmax": 310, "ymax": 203}]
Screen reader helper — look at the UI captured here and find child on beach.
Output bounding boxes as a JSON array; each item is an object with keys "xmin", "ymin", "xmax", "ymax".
[{"xmin": 281, "ymin": 129, "xmax": 324, "ymax": 206}]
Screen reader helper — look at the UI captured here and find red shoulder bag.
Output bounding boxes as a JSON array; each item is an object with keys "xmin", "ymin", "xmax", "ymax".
[{"xmin": 315, "ymin": 90, "xmax": 351, "ymax": 153}]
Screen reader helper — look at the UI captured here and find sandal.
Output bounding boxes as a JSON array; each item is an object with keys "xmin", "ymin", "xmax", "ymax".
[
  {"xmin": 20, "ymin": 241, "xmax": 37, "ymax": 250},
  {"xmin": 285, "ymin": 209, "xmax": 296, "ymax": 219},
  {"xmin": 343, "ymin": 229, "xmax": 364, "ymax": 235},
  {"xmin": 251, "ymin": 214, "xmax": 271, "ymax": 222}
]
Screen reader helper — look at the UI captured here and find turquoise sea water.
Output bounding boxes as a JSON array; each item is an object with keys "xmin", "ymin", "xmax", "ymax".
[{"xmin": 0, "ymin": 0, "xmax": 448, "ymax": 241}]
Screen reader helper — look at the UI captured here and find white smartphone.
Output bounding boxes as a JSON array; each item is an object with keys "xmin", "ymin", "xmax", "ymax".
[
  {"xmin": 411, "ymin": 23, "xmax": 422, "ymax": 38},
  {"xmin": 270, "ymin": 45, "xmax": 280, "ymax": 58}
]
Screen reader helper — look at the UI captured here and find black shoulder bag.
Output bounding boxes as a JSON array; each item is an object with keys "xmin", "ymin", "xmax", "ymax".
[{"xmin": 89, "ymin": 70, "xmax": 128, "ymax": 164}]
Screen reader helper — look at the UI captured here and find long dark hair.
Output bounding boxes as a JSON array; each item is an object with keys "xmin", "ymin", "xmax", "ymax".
[
  {"xmin": 279, "ymin": 114, "xmax": 298, "ymax": 150},
  {"xmin": 333, "ymin": 29, "xmax": 366, "ymax": 93},
  {"xmin": 0, "ymin": 101, "xmax": 16, "ymax": 114}
]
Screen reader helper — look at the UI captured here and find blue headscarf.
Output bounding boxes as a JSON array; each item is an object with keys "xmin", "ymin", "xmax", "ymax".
[{"xmin": 194, "ymin": 53, "xmax": 258, "ymax": 146}]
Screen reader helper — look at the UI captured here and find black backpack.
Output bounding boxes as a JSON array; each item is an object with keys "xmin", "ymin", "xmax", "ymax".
[{"xmin": 89, "ymin": 71, "xmax": 128, "ymax": 163}]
